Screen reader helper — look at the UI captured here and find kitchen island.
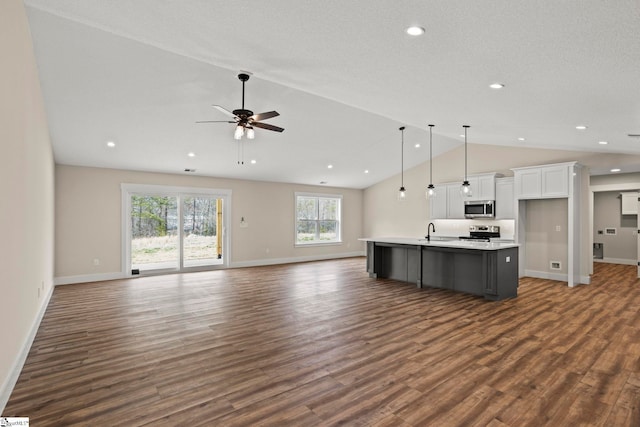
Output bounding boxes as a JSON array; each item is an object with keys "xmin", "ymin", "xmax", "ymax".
[{"xmin": 360, "ymin": 237, "xmax": 519, "ymax": 300}]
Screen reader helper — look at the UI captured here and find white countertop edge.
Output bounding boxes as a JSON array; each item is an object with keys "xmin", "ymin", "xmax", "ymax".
[{"xmin": 359, "ymin": 237, "xmax": 519, "ymax": 250}]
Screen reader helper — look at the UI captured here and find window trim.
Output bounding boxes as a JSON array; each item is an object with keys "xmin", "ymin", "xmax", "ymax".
[{"xmin": 294, "ymin": 192, "xmax": 343, "ymax": 247}]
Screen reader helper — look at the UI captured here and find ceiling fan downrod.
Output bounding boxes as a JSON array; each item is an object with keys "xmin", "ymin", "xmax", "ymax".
[{"xmin": 233, "ymin": 74, "xmax": 253, "ymax": 119}]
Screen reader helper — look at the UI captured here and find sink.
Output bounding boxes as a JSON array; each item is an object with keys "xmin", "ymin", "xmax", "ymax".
[{"xmin": 417, "ymin": 236, "xmax": 454, "ymax": 242}]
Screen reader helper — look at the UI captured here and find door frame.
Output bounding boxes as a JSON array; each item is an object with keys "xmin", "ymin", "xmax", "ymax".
[
  {"xmin": 589, "ymin": 182, "xmax": 640, "ymax": 275},
  {"xmin": 121, "ymin": 183, "xmax": 232, "ymax": 277}
]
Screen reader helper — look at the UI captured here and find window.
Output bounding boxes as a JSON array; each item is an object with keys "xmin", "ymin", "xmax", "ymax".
[{"xmin": 295, "ymin": 192, "xmax": 342, "ymax": 245}]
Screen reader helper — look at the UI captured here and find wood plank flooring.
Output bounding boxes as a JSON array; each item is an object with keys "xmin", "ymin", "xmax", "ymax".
[{"xmin": 4, "ymin": 258, "xmax": 640, "ymax": 426}]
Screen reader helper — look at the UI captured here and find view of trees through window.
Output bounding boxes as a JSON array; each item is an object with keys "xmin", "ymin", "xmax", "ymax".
[
  {"xmin": 296, "ymin": 195, "xmax": 341, "ymax": 244},
  {"xmin": 130, "ymin": 195, "xmax": 220, "ymax": 268}
]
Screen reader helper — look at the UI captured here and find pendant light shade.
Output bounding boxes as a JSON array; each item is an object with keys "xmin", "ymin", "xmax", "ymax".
[
  {"xmin": 398, "ymin": 126, "xmax": 407, "ymax": 201},
  {"xmin": 460, "ymin": 125, "xmax": 472, "ymax": 197},
  {"xmin": 426, "ymin": 124, "xmax": 436, "ymax": 199}
]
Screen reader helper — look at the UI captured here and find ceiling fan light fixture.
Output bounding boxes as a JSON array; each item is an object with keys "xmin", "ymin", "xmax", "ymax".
[
  {"xmin": 246, "ymin": 127, "xmax": 255, "ymax": 139},
  {"xmin": 234, "ymin": 125, "xmax": 244, "ymax": 140}
]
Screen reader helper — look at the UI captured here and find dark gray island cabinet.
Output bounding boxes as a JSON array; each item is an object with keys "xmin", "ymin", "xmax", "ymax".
[{"xmin": 361, "ymin": 238, "xmax": 519, "ymax": 301}]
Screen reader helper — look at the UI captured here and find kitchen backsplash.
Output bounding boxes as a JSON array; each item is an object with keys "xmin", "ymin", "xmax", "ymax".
[{"xmin": 432, "ymin": 219, "xmax": 515, "ymax": 240}]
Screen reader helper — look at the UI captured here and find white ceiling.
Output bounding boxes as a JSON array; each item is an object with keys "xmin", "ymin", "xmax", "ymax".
[{"xmin": 24, "ymin": 0, "xmax": 640, "ymax": 189}]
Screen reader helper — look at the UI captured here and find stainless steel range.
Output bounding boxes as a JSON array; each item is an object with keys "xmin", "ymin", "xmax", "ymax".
[{"xmin": 459, "ymin": 225, "xmax": 500, "ymax": 242}]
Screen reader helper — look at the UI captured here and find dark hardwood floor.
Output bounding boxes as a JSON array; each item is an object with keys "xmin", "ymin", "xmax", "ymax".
[{"xmin": 4, "ymin": 258, "xmax": 640, "ymax": 426}]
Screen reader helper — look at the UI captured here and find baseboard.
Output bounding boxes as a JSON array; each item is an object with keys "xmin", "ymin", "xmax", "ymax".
[
  {"xmin": 594, "ymin": 258, "xmax": 636, "ymax": 266},
  {"xmin": 231, "ymin": 251, "xmax": 365, "ymax": 268},
  {"xmin": 525, "ymin": 269, "xmax": 568, "ymax": 282},
  {"xmin": 524, "ymin": 270, "xmax": 591, "ymax": 286},
  {"xmin": 54, "ymin": 254, "xmax": 367, "ymax": 284},
  {"xmin": 0, "ymin": 284, "xmax": 54, "ymax": 414},
  {"xmin": 54, "ymin": 271, "xmax": 127, "ymax": 286}
]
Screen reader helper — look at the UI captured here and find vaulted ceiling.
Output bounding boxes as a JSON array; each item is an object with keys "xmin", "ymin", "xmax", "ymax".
[{"xmin": 24, "ymin": 0, "xmax": 640, "ymax": 188}]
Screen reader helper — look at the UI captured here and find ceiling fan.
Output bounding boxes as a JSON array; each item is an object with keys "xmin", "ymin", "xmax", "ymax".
[{"xmin": 197, "ymin": 73, "xmax": 284, "ymax": 140}]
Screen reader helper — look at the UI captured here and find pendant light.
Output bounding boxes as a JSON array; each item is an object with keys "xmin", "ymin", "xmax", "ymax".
[
  {"xmin": 460, "ymin": 125, "xmax": 472, "ymax": 197},
  {"xmin": 426, "ymin": 124, "xmax": 436, "ymax": 199},
  {"xmin": 398, "ymin": 126, "xmax": 407, "ymax": 201}
]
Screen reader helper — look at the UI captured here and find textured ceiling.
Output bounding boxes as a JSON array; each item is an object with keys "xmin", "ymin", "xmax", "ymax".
[{"xmin": 24, "ymin": 0, "xmax": 640, "ymax": 188}]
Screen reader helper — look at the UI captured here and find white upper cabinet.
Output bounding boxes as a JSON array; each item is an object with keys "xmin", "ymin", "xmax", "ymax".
[
  {"xmin": 429, "ymin": 183, "xmax": 465, "ymax": 220},
  {"xmin": 514, "ymin": 168, "xmax": 541, "ymax": 199},
  {"xmin": 495, "ymin": 177, "xmax": 514, "ymax": 219},
  {"xmin": 430, "ymin": 173, "xmax": 501, "ymax": 219},
  {"xmin": 512, "ymin": 162, "xmax": 574, "ymax": 199},
  {"xmin": 621, "ymin": 192, "xmax": 639, "ymax": 215},
  {"xmin": 447, "ymin": 184, "xmax": 465, "ymax": 219},
  {"xmin": 429, "ymin": 184, "xmax": 448, "ymax": 219},
  {"xmin": 467, "ymin": 173, "xmax": 498, "ymax": 201},
  {"xmin": 541, "ymin": 165, "xmax": 570, "ymax": 197}
]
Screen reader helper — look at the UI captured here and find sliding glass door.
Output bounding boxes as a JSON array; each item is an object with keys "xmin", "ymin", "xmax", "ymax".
[
  {"xmin": 123, "ymin": 184, "xmax": 230, "ymax": 275},
  {"xmin": 130, "ymin": 195, "xmax": 179, "ymax": 272},
  {"xmin": 182, "ymin": 196, "xmax": 222, "ymax": 268}
]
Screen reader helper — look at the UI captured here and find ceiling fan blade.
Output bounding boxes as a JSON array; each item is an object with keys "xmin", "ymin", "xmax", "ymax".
[
  {"xmin": 250, "ymin": 111, "xmax": 280, "ymax": 121},
  {"xmin": 252, "ymin": 121, "xmax": 285, "ymax": 133},
  {"xmin": 212, "ymin": 105, "xmax": 237, "ymax": 118},
  {"xmin": 196, "ymin": 120, "xmax": 236, "ymax": 123}
]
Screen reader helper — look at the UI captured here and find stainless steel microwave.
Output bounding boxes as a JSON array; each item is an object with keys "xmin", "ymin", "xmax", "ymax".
[{"xmin": 464, "ymin": 200, "xmax": 495, "ymax": 218}]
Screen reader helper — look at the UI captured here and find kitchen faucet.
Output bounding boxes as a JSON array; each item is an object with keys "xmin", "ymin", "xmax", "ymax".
[{"xmin": 426, "ymin": 222, "xmax": 435, "ymax": 241}]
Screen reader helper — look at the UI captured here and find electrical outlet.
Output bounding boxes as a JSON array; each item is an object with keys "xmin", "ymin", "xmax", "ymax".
[
  {"xmin": 555, "ymin": 225, "xmax": 561, "ymax": 232},
  {"xmin": 93, "ymin": 258, "xmax": 100, "ymax": 266},
  {"xmin": 506, "ymin": 256, "xmax": 510, "ymax": 263}
]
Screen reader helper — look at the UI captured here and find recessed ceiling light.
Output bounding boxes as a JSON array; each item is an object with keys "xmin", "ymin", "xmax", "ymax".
[
  {"xmin": 187, "ymin": 152, "xmax": 195, "ymax": 157},
  {"xmin": 250, "ymin": 159, "xmax": 257, "ymax": 164},
  {"xmin": 610, "ymin": 168, "xmax": 621, "ymax": 173},
  {"xmin": 406, "ymin": 26, "xmax": 425, "ymax": 36},
  {"xmin": 576, "ymin": 125, "xmax": 588, "ymax": 130},
  {"xmin": 459, "ymin": 134, "xmax": 465, "ymax": 138},
  {"xmin": 327, "ymin": 164, "xmax": 333, "ymax": 169},
  {"xmin": 518, "ymin": 137, "xmax": 525, "ymax": 141},
  {"xmin": 414, "ymin": 143, "xmax": 421, "ymax": 148},
  {"xmin": 364, "ymin": 170, "xmax": 369, "ymax": 174},
  {"xmin": 106, "ymin": 141, "xmax": 115, "ymax": 148},
  {"xmin": 598, "ymin": 141, "xmax": 608, "ymax": 145},
  {"xmin": 489, "ymin": 83, "xmax": 505, "ymax": 89}
]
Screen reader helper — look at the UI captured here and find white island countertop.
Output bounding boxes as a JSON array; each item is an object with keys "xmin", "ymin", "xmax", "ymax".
[{"xmin": 359, "ymin": 237, "xmax": 519, "ymax": 251}]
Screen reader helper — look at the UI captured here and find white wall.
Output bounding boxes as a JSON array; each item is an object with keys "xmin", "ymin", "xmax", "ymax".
[
  {"xmin": 0, "ymin": 0, "xmax": 55, "ymax": 411},
  {"xmin": 55, "ymin": 165, "xmax": 364, "ymax": 281}
]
